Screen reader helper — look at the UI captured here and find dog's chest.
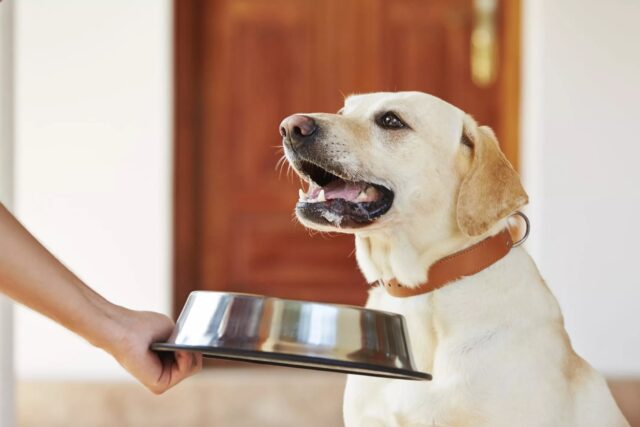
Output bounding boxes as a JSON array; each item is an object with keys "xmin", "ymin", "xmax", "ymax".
[
  {"xmin": 344, "ymin": 370, "xmax": 479, "ymax": 427},
  {"xmin": 346, "ymin": 287, "xmax": 490, "ymax": 426}
]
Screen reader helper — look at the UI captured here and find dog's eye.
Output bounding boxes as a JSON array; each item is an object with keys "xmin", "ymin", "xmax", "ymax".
[{"xmin": 376, "ymin": 112, "xmax": 405, "ymax": 129}]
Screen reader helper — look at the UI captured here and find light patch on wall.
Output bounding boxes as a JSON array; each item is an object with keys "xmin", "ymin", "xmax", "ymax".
[
  {"xmin": 523, "ymin": 0, "xmax": 640, "ymax": 376},
  {"xmin": 14, "ymin": 0, "xmax": 172, "ymax": 380}
]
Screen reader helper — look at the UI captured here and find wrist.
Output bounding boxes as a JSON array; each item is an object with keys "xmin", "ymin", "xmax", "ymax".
[{"xmin": 76, "ymin": 289, "xmax": 131, "ymax": 354}]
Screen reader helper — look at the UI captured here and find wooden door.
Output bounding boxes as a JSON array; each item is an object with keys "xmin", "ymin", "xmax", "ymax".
[{"xmin": 174, "ymin": 0, "xmax": 520, "ymax": 315}]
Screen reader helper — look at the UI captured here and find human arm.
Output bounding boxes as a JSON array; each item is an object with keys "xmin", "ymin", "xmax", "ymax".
[{"xmin": 0, "ymin": 203, "xmax": 201, "ymax": 393}]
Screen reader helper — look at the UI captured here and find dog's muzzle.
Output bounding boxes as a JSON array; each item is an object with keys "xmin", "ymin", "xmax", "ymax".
[{"xmin": 280, "ymin": 115, "xmax": 395, "ymax": 229}]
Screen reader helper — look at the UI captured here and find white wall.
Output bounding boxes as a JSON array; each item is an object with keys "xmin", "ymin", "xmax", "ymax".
[
  {"xmin": 14, "ymin": 0, "xmax": 172, "ymax": 380},
  {"xmin": 522, "ymin": 0, "xmax": 640, "ymax": 376}
]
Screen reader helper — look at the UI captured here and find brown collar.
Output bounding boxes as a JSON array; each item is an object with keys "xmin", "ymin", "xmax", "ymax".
[{"xmin": 377, "ymin": 229, "xmax": 514, "ymax": 298}]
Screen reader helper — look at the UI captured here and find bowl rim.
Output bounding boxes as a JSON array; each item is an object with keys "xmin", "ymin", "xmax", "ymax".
[
  {"xmin": 151, "ymin": 342, "xmax": 432, "ymax": 381},
  {"xmin": 185, "ymin": 290, "xmax": 403, "ymax": 317}
]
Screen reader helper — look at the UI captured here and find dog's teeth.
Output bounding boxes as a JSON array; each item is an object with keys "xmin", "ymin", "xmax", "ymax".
[
  {"xmin": 355, "ymin": 191, "xmax": 368, "ymax": 202},
  {"xmin": 318, "ymin": 189, "xmax": 326, "ymax": 202},
  {"xmin": 299, "ymin": 189, "xmax": 306, "ymax": 200}
]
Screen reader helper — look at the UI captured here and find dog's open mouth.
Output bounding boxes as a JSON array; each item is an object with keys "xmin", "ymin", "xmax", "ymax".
[{"xmin": 294, "ymin": 160, "xmax": 394, "ymax": 228}]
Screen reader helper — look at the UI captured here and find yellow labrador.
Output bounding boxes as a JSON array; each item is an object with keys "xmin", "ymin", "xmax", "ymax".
[{"xmin": 280, "ymin": 92, "xmax": 629, "ymax": 427}]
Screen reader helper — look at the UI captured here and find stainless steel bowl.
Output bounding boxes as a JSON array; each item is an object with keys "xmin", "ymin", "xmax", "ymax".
[{"xmin": 152, "ymin": 291, "xmax": 431, "ymax": 380}]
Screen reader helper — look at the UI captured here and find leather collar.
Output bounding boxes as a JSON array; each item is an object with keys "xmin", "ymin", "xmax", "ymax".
[{"xmin": 376, "ymin": 228, "xmax": 514, "ymax": 298}]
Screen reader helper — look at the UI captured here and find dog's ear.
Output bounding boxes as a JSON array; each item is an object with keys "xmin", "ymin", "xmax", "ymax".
[{"xmin": 456, "ymin": 124, "xmax": 528, "ymax": 236}]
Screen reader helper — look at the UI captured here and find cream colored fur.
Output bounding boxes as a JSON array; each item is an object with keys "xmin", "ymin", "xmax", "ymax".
[{"xmin": 286, "ymin": 92, "xmax": 629, "ymax": 427}]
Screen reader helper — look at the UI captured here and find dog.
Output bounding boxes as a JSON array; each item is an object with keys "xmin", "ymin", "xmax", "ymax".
[{"xmin": 280, "ymin": 92, "xmax": 629, "ymax": 427}]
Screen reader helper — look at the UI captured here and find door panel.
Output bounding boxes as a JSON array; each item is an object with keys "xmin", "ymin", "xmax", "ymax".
[{"xmin": 174, "ymin": 0, "xmax": 520, "ymax": 314}]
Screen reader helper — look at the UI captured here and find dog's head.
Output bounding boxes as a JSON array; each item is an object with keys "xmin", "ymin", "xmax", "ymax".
[{"xmin": 280, "ymin": 92, "xmax": 527, "ymax": 237}]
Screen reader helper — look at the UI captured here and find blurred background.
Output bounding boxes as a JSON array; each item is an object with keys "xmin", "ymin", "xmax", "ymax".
[{"xmin": 0, "ymin": 0, "xmax": 639, "ymax": 426}]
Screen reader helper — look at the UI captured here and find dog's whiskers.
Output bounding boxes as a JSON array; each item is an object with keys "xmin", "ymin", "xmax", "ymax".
[
  {"xmin": 275, "ymin": 155, "xmax": 289, "ymax": 179},
  {"xmin": 275, "ymin": 155, "xmax": 285, "ymax": 170}
]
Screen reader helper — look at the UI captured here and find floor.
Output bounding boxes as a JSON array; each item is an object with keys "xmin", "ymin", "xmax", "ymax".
[
  {"xmin": 18, "ymin": 366, "xmax": 344, "ymax": 427},
  {"xmin": 17, "ymin": 366, "xmax": 640, "ymax": 427}
]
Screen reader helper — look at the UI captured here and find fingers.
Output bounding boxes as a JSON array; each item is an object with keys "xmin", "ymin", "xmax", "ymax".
[
  {"xmin": 145, "ymin": 351, "xmax": 195, "ymax": 395},
  {"xmin": 194, "ymin": 352, "xmax": 203, "ymax": 372},
  {"xmin": 150, "ymin": 350, "xmax": 201, "ymax": 394},
  {"xmin": 173, "ymin": 350, "xmax": 202, "ymax": 380},
  {"xmin": 147, "ymin": 351, "xmax": 175, "ymax": 395}
]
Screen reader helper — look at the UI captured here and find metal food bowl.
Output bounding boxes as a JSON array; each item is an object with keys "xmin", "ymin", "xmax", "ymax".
[{"xmin": 152, "ymin": 291, "xmax": 431, "ymax": 380}]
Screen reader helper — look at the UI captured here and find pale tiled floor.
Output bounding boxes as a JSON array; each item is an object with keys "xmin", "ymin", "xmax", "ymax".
[
  {"xmin": 17, "ymin": 366, "xmax": 640, "ymax": 427},
  {"xmin": 18, "ymin": 366, "xmax": 345, "ymax": 427}
]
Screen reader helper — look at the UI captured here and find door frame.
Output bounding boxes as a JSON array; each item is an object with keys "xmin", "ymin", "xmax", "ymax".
[
  {"xmin": 173, "ymin": 0, "xmax": 204, "ymax": 316},
  {"xmin": 171, "ymin": 0, "xmax": 521, "ymax": 317}
]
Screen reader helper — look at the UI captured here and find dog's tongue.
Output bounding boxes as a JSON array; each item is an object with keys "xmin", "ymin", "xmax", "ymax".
[
  {"xmin": 323, "ymin": 180, "xmax": 365, "ymax": 201},
  {"xmin": 306, "ymin": 180, "xmax": 381, "ymax": 203}
]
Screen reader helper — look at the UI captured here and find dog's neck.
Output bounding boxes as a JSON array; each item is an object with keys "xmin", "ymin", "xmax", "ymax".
[{"xmin": 354, "ymin": 218, "xmax": 508, "ymax": 287}]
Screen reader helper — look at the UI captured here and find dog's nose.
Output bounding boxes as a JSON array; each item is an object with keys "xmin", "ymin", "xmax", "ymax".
[{"xmin": 279, "ymin": 115, "xmax": 317, "ymax": 145}]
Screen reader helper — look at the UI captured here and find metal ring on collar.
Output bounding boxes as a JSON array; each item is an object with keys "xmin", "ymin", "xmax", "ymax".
[{"xmin": 510, "ymin": 211, "xmax": 530, "ymax": 247}]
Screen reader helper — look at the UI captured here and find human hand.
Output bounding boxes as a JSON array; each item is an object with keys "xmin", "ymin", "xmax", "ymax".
[{"xmin": 103, "ymin": 308, "xmax": 202, "ymax": 394}]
